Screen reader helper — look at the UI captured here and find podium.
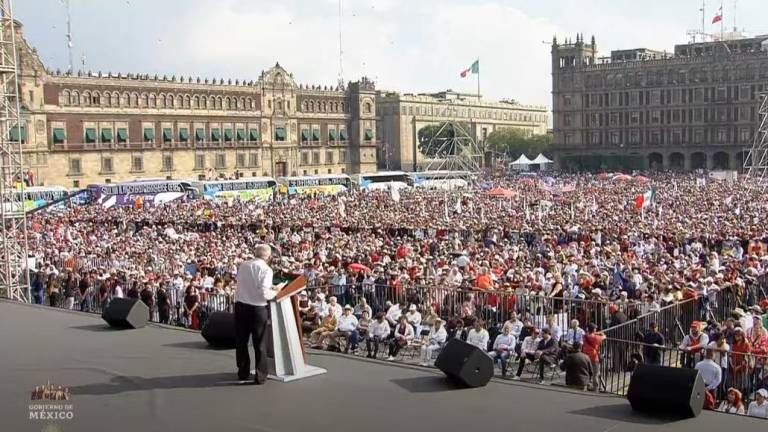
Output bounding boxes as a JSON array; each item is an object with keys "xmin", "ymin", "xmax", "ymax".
[{"xmin": 264, "ymin": 274, "xmax": 327, "ymax": 382}]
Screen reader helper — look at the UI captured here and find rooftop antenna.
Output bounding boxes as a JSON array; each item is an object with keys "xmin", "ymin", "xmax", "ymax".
[
  {"xmin": 732, "ymin": 0, "xmax": 737, "ymax": 32},
  {"xmin": 61, "ymin": 0, "xmax": 74, "ymax": 74},
  {"xmin": 337, "ymin": 0, "xmax": 344, "ymax": 89}
]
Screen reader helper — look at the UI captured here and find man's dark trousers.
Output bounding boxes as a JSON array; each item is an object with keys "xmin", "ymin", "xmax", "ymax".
[{"xmin": 235, "ymin": 301, "xmax": 269, "ymax": 382}]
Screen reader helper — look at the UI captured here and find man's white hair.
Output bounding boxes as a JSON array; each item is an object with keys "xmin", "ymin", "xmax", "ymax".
[{"xmin": 254, "ymin": 244, "xmax": 272, "ymax": 260}]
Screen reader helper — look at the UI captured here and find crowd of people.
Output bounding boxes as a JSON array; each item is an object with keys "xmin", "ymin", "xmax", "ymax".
[{"xmin": 20, "ymin": 171, "xmax": 768, "ymax": 418}]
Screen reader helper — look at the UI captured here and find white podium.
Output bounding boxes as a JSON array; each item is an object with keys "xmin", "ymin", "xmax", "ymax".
[{"xmin": 265, "ymin": 275, "xmax": 327, "ymax": 382}]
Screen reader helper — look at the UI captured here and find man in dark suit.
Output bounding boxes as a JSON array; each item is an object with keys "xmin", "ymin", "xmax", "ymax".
[
  {"xmin": 560, "ymin": 342, "xmax": 593, "ymax": 390},
  {"xmin": 534, "ymin": 328, "xmax": 559, "ymax": 383},
  {"xmin": 639, "ymin": 322, "xmax": 665, "ymax": 365}
]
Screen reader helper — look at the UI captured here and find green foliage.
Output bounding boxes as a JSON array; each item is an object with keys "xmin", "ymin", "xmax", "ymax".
[{"xmin": 486, "ymin": 128, "xmax": 552, "ymax": 159}]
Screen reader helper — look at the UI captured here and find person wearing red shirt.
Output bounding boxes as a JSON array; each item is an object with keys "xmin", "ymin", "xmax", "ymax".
[{"xmin": 581, "ymin": 323, "xmax": 605, "ymax": 392}]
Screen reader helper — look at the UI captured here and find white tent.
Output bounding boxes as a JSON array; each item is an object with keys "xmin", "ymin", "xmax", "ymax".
[
  {"xmin": 510, "ymin": 154, "xmax": 534, "ymax": 170},
  {"xmin": 531, "ymin": 153, "xmax": 553, "ymax": 164}
]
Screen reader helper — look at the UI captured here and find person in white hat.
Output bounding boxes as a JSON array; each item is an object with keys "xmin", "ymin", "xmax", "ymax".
[
  {"xmin": 419, "ymin": 318, "xmax": 447, "ymax": 367},
  {"xmin": 748, "ymin": 388, "xmax": 768, "ymax": 418},
  {"xmin": 329, "ymin": 305, "xmax": 360, "ymax": 354},
  {"xmin": 405, "ymin": 304, "xmax": 422, "ymax": 334}
]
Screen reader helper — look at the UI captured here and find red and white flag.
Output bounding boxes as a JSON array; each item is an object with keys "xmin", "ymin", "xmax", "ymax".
[{"xmin": 712, "ymin": 6, "xmax": 723, "ymax": 24}]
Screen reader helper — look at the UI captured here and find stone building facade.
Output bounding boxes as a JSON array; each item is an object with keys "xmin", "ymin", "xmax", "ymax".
[
  {"xmin": 14, "ymin": 22, "xmax": 377, "ymax": 187},
  {"xmin": 551, "ymin": 34, "xmax": 768, "ymax": 171},
  {"xmin": 376, "ymin": 90, "xmax": 548, "ymax": 170}
]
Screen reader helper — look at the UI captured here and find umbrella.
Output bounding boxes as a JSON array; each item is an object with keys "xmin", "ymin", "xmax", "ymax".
[
  {"xmin": 634, "ymin": 175, "xmax": 650, "ymax": 184},
  {"xmin": 456, "ymin": 255, "xmax": 471, "ymax": 267},
  {"xmin": 596, "ymin": 173, "xmax": 610, "ymax": 180},
  {"xmin": 348, "ymin": 263, "xmax": 371, "ymax": 273},
  {"xmin": 611, "ymin": 174, "xmax": 632, "ymax": 182},
  {"xmin": 486, "ymin": 187, "xmax": 517, "ymax": 198}
]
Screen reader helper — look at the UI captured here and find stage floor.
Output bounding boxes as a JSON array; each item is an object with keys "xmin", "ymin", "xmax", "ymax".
[{"xmin": 0, "ymin": 300, "xmax": 761, "ymax": 432}]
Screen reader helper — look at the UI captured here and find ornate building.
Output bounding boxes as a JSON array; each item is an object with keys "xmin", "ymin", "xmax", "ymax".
[
  {"xmin": 14, "ymin": 21, "xmax": 377, "ymax": 187},
  {"xmin": 552, "ymin": 33, "xmax": 768, "ymax": 171},
  {"xmin": 376, "ymin": 90, "xmax": 548, "ymax": 170}
]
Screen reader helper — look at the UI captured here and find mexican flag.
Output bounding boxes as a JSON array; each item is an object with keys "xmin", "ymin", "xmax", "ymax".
[
  {"xmin": 460, "ymin": 59, "xmax": 479, "ymax": 78},
  {"xmin": 634, "ymin": 188, "xmax": 656, "ymax": 210}
]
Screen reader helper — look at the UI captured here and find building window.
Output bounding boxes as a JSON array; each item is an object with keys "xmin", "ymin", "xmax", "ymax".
[
  {"xmin": 672, "ymin": 130, "xmax": 682, "ymax": 145},
  {"xmin": 609, "ymin": 132, "xmax": 620, "ymax": 145},
  {"xmin": 301, "ymin": 128, "xmax": 309, "ymax": 143},
  {"xmin": 275, "ymin": 126, "xmax": 286, "ymax": 141},
  {"xmin": 741, "ymin": 128, "xmax": 752, "ymax": 143},
  {"xmin": 249, "ymin": 152, "xmax": 259, "ymax": 167},
  {"xmin": 694, "ymin": 129, "xmax": 704, "ymax": 144},
  {"xmin": 84, "ymin": 128, "xmax": 97, "ymax": 143},
  {"xmin": 564, "ymin": 114, "xmax": 572, "ymax": 127},
  {"xmin": 312, "ymin": 151, "xmax": 320, "ymax": 165},
  {"xmin": 301, "ymin": 152, "xmax": 309, "ymax": 165},
  {"xmin": 101, "ymin": 157, "xmax": 114, "ymax": 174},
  {"xmin": 717, "ymin": 129, "xmax": 727, "ymax": 143},
  {"xmin": 326, "ymin": 151, "xmax": 334, "ymax": 164},
  {"xmin": 215, "ymin": 153, "xmax": 226, "ymax": 169},
  {"xmin": 236, "ymin": 153, "xmax": 246, "ymax": 168},
  {"xmin": 69, "ymin": 157, "xmax": 82, "ymax": 175},
  {"xmin": 630, "ymin": 130, "xmax": 640, "ymax": 145},
  {"xmin": 194, "ymin": 154, "xmax": 205, "ymax": 170},
  {"xmin": 132, "ymin": 154, "xmax": 144, "ymax": 172},
  {"xmin": 364, "ymin": 102, "xmax": 372, "ymax": 113},
  {"xmin": 340, "ymin": 149, "xmax": 347, "ymax": 163},
  {"xmin": 162, "ymin": 153, "xmax": 174, "ymax": 171},
  {"xmin": 73, "ymin": 180, "xmax": 80, "ymax": 188}
]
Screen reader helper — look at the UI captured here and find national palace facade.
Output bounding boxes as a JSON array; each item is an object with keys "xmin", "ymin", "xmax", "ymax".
[
  {"xmin": 12, "ymin": 20, "xmax": 548, "ymax": 187},
  {"xmin": 552, "ymin": 33, "xmax": 768, "ymax": 171},
  {"xmin": 14, "ymin": 21, "xmax": 378, "ymax": 187}
]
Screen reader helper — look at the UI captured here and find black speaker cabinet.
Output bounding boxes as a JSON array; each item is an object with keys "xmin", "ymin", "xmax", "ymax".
[
  {"xmin": 202, "ymin": 312, "xmax": 236, "ymax": 349},
  {"xmin": 627, "ymin": 364, "xmax": 705, "ymax": 418},
  {"xmin": 101, "ymin": 298, "xmax": 149, "ymax": 329},
  {"xmin": 435, "ymin": 338, "xmax": 493, "ymax": 388}
]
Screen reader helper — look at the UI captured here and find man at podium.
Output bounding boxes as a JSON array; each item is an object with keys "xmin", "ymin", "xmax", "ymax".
[{"xmin": 234, "ymin": 244, "xmax": 283, "ymax": 384}]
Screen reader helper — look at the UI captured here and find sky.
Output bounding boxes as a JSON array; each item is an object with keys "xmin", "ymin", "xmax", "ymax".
[{"xmin": 15, "ymin": 0, "xmax": 767, "ymax": 112}]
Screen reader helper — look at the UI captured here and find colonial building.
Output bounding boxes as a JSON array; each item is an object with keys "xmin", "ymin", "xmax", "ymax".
[
  {"xmin": 552, "ymin": 33, "xmax": 768, "ymax": 171},
  {"xmin": 376, "ymin": 90, "xmax": 548, "ymax": 170},
  {"xmin": 14, "ymin": 21, "xmax": 377, "ymax": 187}
]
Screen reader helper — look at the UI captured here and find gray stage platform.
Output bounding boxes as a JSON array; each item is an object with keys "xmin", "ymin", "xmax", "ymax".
[{"xmin": 0, "ymin": 300, "xmax": 760, "ymax": 432}]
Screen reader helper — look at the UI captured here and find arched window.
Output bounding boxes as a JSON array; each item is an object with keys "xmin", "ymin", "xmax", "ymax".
[
  {"xmin": 149, "ymin": 94, "xmax": 156, "ymax": 108},
  {"xmin": 175, "ymin": 95, "xmax": 183, "ymax": 108},
  {"xmin": 140, "ymin": 93, "xmax": 148, "ymax": 107},
  {"xmin": 364, "ymin": 102, "xmax": 372, "ymax": 113},
  {"xmin": 193, "ymin": 95, "xmax": 200, "ymax": 108},
  {"xmin": 216, "ymin": 96, "xmax": 223, "ymax": 109},
  {"xmin": 61, "ymin": 89, "xmax": 70, "ymax": 106},
  {"xmin": 310, "ymin": 101, "xmax": 315, "ymax": 111},
  {"xmin": 72, "ymin": 90, "xmax": 80, "ymax": 105},
  {"xmin": 322, "ymin": 101, "xmax": 327, "ymax": 112},
  {"xmin": 225, "ymin": 97, "xmax": 231, "ymax": 110},
  {"xmin": 112, "ymin": 92, "xmax": 120, "ymax": 106},
  {"xmin": 167, "ymin": 94, "xmax": 174, "ymax": 108},
  {"xmin": 184, "ymin": 95, "xmax": 191, "ymax": 108},
  {"xmin": 201, "ymin": 96, "xmax": 208, "ymax": 109},
  {"xmin": 104, "ymin": 92, "xmax": 111, "ymax": 106},
  {"xmin": 277, "ymin": 100, "xmax": 283, "ymax": 110},
  {"xmin": 340, "ymin": 102, "xmax": 345, "ymax": 112},
  {"xmin": 239, "ymin": 97, "xmax": 245, "ymax": 110},
  {"xmin": 82, "ymin": 91, "xmax": 91, "ymax": 106},
  {"xmin": 92, "ymin": 91, "xmax": 100, "ymax": 105}
]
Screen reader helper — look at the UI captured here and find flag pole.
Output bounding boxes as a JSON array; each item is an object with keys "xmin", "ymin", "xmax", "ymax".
[{"xmin": 476, "ymin": 59, "xmax": 480, "ymax": 100}]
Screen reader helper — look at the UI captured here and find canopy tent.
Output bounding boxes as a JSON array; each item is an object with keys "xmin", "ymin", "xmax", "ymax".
[
  {"xmin": 485, "ymin": 187, "xmax": 517, "ymax": 198},
  {"xmin": 531, "ymin": 153, "xmax": 553, "ymax": 164},
  {"xmin": 510, "ymin": 154, "xmax": 534, "ymax": 167}
]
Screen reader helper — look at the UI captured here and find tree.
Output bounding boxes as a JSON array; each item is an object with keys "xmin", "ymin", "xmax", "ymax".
[
  {"xmin": 486, "ymin": 128, "xmax": 552, "ymax": 159},
  {"xmin": 417, "ymin": 122, "xmax": 470, "ymax": 158}
]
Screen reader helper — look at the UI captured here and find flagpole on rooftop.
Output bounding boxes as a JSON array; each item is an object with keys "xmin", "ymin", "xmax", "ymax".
[{"xmin": 476, "ymin": 58, "xmax": 480, "ymax": 100}]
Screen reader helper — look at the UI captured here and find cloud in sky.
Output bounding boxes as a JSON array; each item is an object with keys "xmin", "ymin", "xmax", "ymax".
[{"xmin": 14, "ymin": 0, "xmax": 768, "ymax": 112}]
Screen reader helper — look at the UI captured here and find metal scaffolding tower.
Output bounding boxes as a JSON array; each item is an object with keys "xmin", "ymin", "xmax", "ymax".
[
  {"xmin": 0, "ymin": 0, "xmax": 29, "ymax": 302},
  {"xmin": 744, "ymin": 92, "xmax": 768, "ymax": 181},
  {"xmin": 421, "ymin": 121, "xmax": 482, "ymax": 177}
]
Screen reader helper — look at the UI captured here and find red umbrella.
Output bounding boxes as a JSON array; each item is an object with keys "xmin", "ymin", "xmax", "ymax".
[
  {"xmin": 486, "ymin": 187, "xmax": 517, "ymax": 198},
  {"xmin": 634, "ymin": 175, "xmax": 650, "ymax": 184},
  {"xmin": 596, "ymin": 173, "xmax": 609, "ymax": 180},
  {"xmin": 348, "ymin": 263, "xmax": 371, "ymax": 273}
]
